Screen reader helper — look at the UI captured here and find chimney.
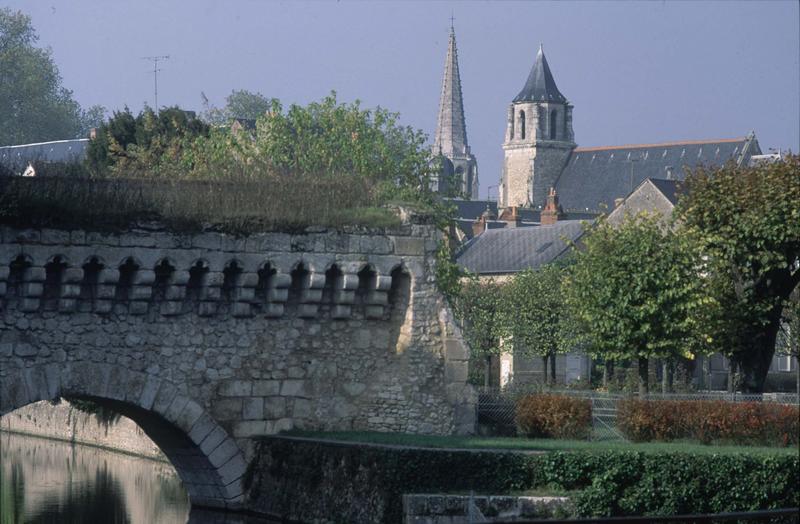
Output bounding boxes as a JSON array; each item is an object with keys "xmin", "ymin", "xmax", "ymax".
[
  {"xmin": 540, "ymin": 188, "xmax": 564, "ymax": 225},
  {"xmin": 472, "ymin": 205, "xmax": 496, "ymax": 237},
  {"xmin": 89, "ymin": 127, "xmax": 98, "ymax": 140},
  {"xmin": 614, "ymin": 198, "xmax": 625, "ymax": 209},
  {"xmin": 499, "ymin": 206, "xmax": 522, "ymax": 228}
]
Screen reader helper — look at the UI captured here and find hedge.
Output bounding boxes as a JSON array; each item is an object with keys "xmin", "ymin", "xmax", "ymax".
[
  {"xmin": 516, "ymin": 394, "xmax": 592, "ymax": 439},
  {"xmin": 246, "ymin": 436, "xmax": 799, "ymax": 523},
  {"xmin": 617, "ymin": 399, "xmax": 799, "ymax": 446}
]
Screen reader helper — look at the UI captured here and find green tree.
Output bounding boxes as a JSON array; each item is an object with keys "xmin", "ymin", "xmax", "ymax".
[
  {"xmin": 201, "ymin": 89, "xmax": 273, "ymax": 124},
  {"xmin": 776, "ymin": 293, "xmax": 799, "ymax": 394},
  {"xmin": 676, "ymin": 156, "xmax": 800, "ymax": 392},
  {"xmin": 456, "ymin": 278, "xmax": 505, "ymax": 387},
  {"xmin": 85, "ymin": 106, "xmax": 209, "ymax": 176},
  {"xmin": 503, "ymin": 266, "xmax": 573, "ymax": 385},
  {"xmin": 565, "ymin": 213, "xmax": 706, "ymax": 395},
  {"xmin": 0, "ymin": 9, "xmax": 90, "ymax": 145}
]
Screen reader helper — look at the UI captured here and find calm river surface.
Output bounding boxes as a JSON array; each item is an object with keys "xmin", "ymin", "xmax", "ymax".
[{"xmin": 0, "ymin": 432, "xmax": 275, "ymax": 524}]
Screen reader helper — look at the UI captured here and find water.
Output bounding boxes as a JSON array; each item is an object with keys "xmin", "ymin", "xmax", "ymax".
[{"xmin": 0, "ymin": 432, "xmax": 274, "ymax": 524}]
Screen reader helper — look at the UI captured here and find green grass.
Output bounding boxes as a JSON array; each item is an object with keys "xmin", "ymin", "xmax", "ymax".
[{"xmin": 286, "ymin": 430, "xmax": 800, "ymax": 456}]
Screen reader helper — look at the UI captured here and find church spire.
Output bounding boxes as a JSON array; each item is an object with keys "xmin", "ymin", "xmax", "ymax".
[
  {"xmin": 433, "ymin": 24, "xmax": 469, "ymax": 158},
  {"xmin": 513, "ymin": 44, "xmax": 567, "ymax": 104}
]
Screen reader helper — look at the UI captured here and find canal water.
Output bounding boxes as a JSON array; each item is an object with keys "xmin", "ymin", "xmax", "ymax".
[{"xmin": 0, "ymin": 431, "xmax": 274, "ymax": 524}]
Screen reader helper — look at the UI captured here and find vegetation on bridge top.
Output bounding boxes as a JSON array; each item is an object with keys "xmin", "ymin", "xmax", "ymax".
[{"xmin": 0, "ymin": 94, "xmax": 450, "ymax": 234}]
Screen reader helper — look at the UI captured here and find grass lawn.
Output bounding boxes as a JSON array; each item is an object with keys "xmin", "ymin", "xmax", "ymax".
[{"xmin": 286, "ymin": 430, "xmax": 800, "ymax": 456}]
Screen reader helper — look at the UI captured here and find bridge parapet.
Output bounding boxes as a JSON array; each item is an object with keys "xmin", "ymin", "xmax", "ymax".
[{"xmin": 0, "ymin": 220, "xmax": 475, "ymax": 510}]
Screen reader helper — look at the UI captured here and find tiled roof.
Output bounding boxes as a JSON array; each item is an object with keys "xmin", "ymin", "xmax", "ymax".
[
  {"xmin": 456, "ymin": 220, "xmax": 588, "ymax": 275},
  {"xmin": 554, "ymin": 135, "xmax": 759, "ymax": 212},
  {"xmin": 0, "ymin": 139, "xmax": 89, "ymax": 169}
]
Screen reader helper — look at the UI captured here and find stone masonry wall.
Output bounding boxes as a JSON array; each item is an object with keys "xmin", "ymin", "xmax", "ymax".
[
  {"xmin": 0, "ymin": 399, "xmax": 165, "ymax": 460},
  {"xmin": 0, "ymin": 220, "xmax": 475, "ymax": 443}
]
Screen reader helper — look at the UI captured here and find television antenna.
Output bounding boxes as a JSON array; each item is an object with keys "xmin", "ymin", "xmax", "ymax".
[{"xmin": 142, "ymin": 55, "xmax": 170, "ymax": 113}]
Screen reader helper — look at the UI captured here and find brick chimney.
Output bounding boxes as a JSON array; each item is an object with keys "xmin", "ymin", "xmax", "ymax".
[
  {"xmin": 498, "ymin": 206, "xmax": 522, "ymax": 228},
  {"xmin": 540, "ymin": 188, "xmax": 564, "ymax": 226},
  {"xmin": 472, "ymin": 206, "xmax": 496, "ymax": 236}
]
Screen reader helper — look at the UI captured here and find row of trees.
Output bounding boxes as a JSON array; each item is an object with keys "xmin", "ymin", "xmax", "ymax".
[{"xmin": 456, "ymin": 156, "xmax": 799, "ymax": 394}]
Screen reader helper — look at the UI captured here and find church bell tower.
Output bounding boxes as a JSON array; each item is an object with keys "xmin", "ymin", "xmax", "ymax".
[
  {"xmin": 432, "ymin": 23, "xmax": 479, "ymax": 199},
  {"xmin": 500, "ymin": 45, "xmax": 575, "ymax": 208}
]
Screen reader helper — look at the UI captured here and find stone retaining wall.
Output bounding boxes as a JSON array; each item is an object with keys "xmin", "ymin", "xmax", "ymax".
[{"xmin": 0, "ymin": 399, "xmax": 165, "ymax": 460}]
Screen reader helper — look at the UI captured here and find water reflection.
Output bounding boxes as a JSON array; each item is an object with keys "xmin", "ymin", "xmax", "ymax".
[{"xmin": 0, "ymin": 431, "xmax": 188, "ymax": 524}]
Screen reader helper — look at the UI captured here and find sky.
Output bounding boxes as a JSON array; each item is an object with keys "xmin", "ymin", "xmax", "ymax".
[{"xmin": 7, "ymin": 0, "xmax": 800, "ymax": 199}]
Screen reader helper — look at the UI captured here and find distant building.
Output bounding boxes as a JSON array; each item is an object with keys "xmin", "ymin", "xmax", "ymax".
[
  {"xmin": 0, "ymin": 139, "xmax": 89, "ymax": 176},
  {"xmin": 431, "ymin": 25, "xmax": 479, "ymax": 199}
]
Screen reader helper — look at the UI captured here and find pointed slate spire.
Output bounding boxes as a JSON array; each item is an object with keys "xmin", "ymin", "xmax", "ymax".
[
  {"xmin": 433, "ymin": 25, "xmax": 469, "ymax": 158},
  {"xmin": 513, "ymin": 44, "xmax": 567, "ymax": 104}
]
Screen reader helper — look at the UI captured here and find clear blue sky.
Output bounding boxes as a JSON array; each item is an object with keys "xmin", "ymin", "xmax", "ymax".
[{"xmin": 9, "ymin": 0, "xmax": 799, "ymax": 198}]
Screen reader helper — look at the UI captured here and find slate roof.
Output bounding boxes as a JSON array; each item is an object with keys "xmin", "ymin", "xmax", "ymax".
[
  {"xmin": 648, "ymin": 178, "xmax": 682, "ymax": 206},
  {"xmin": 0, "ymin": 139, "xmax": 89, "ymax": 170},
  {"xmin": 554, "ymin": 135, "xmax": 760, "ymax": 212},
  {"xmin": 456, "ymin": 220, "xmax": 588, "ymax": 275},
  {"xmin": 447, "ymin": 199, "xmax": 498, "ymax": 221},
  {"xmin": 513, "ymin": 45, "xmax": 567, "ymax": 104}
]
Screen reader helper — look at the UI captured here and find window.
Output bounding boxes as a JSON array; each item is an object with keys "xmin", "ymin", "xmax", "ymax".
[
  {"xmin": 778, "ymin": 355, "xmax": 793, "ymax": 372},
  {"xmin": 510, "ymin": 110, "xmax": 515, "ymax": 140},
  {"xmin": 550, "ymin": 109, "xmax": 558, "ymax": 140},
  {"xmin": 519, "ymin": 110, "xmax": 526, "ymax": 140}
]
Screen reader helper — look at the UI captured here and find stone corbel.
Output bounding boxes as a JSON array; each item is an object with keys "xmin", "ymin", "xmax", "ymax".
[
  {"xmin": 297, "ymin": 271, "xmax": 325, "ymax": 318},
  {"xmin": 21, "ymin": 266, "xmax": 45, "ymax": 312},
  {"xmin": 364, "ymin": 274, "xmax": 392, "ymax": 319},
  {"xmin": 95, "ymin": 268, "xmax": 119, "ymax": 314},
  {"xmin": 161, "ymin": 270, "xmax": 190, "ymax": 316},
  {"xmin": 198, "ymin": 271, "xmax": 223, "ymax": 317},
  {"xmin": 264, "ymin": 273, "xmax": 290, "ymax": 318},
  {"xmin": 332, "ymin": 272, "xmax": 359, "ymax": 319},
  {"xmin": 58, "ymin": 268, "xmax": 84, "ymax": 313},
  {"xmin": 231, "ymin": 272, "xmax": 258, "ymax": 318},
  {"xmin": 0, "ymin": 266, "xmax": 9, "ymax": 299},
  {"xmin": 129, "ymin": 269, "xmax": 155, "ymax": 315}
]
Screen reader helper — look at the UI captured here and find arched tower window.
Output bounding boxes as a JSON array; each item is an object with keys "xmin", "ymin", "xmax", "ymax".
[
  {"xmin": 519, "ymin": 110, "xmax": 526, "ymax": 140},
  {"xmin": 510, "ymin": 110, "xmax": 515, "ymax": 140},
  {"xmin": 550, "ymin": 109, "xmax": 558, "ymax": 140}
]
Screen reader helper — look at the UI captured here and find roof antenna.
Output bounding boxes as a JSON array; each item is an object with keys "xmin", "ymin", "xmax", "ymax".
[{"xmin": 142, "ymin": 55, "xmax": 170, "ymax": 114}]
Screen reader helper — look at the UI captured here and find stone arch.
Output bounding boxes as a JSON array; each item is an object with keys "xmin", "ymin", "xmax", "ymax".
[{"xmin": 0, "ymin": 361, "xmax": 246, "ymax": 510}]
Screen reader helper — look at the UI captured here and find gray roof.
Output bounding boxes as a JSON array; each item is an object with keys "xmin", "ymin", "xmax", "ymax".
[
  {"xmin": 648, "ymin": 178, "xmax": 682, "ymax": 205},
  {"xmin": 513, "ymin": 45, "xmax": 567, "ymax": 104},
  {"xmin": 0, "ymin": 139, "xmax": 89, "ymax": 169},
  {"xmin": 456, "ymin": 220, "xmax": 588, "ymax": 275},
  {"xmin": 447, "ymin": 199, "xmax": 498, "ymax": 220},
  {"xmin": 554, "ymin": 135, "xmax": 760, "ymax": 212}
]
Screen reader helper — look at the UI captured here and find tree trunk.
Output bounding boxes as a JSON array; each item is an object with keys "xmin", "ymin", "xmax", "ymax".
[
  {"xmin": 484, "ymin": 355, "xmax": 491, "ymax": 388},
  {"xmin": 638, "ymin": 357, "xmax": 649, "ymax": 397},
  {"xmin": 738, "ymin": 315, "xmax": 782, "ymax": 393},
  {"xmin": 603, "ymin": 360, "xmax": 613, "ymax": 389},
  {"xmin": 661, "ymin": 361, "xmax": 670, "ymax": 394},
  {"xmin": 550, "ymin": 352, "xmax": 556, "ymax": 384},
  {"xmin": 542, "ymin": 356, "xmax": 549, "ymax": 385},
  {"xmin": 727, "ymin": 358, "xmax": 736, "ymax": 393},
  {"xmin": 702, "ymin": 355, "xmax": 711, "ymax": 391}
]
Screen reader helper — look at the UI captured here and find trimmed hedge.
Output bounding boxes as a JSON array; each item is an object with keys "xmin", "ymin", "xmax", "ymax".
[
  {"xmin": 617, "ymin": 399, "xmax": 799, "ymax": 446},
  {"xmin": 516, "ymin": 394, "xmax": 592, "ymax": 439},
  {"xmin": 246, "ymin": 436, "xmax": 799, "ymax": 523}
]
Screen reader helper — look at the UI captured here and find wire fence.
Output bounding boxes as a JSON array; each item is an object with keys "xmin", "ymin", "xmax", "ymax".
[{"xmin": 477, "ymin": 386, "xmax": 799, "ymax": 441}]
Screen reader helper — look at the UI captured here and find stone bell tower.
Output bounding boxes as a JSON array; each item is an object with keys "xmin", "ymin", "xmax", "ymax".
[
  {"xmin": 500, "ymin": 45, "xmax": 575, "ymax": 209},
  {"xmin": 432, "ymin": 23, "xmax": 479, "ymax": 199}
]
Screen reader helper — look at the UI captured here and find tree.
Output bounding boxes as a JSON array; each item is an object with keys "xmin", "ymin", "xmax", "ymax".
[
  {"xmin": 456, "ymin": 279, "xmax": 505, "ymax": 387},
  {"xmin": 502, "ymin": 266, "xmax": 573, "ymax": 385},
  {"xmin": 676, "ymin": 156, "xmax": 800, "ymax": 392},
  {"xmin": 776, "ymin": 292, "xmax": 799, "ymax": 394},
  {"xmin": 0, "ymin": 9, "xmax": 92, "ymax": 145},
  {"xmin": 565, "ymin": 213, "xmax": 706, "ymax": 395},
  {"xmin": 201, "ymin": 89, "xmax": 274, "ymax": 124},
  {"xmin": 85, "ymin": 106, "xmax": 210, "ymax": 176}
]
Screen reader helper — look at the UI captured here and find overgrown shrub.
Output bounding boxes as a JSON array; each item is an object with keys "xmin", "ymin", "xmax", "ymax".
[
  {"xmin": 515, "ymin": 394, "xmax": 592, "ymax": 439},
  {"xmin": 250, "ymin": 437, "xmax": 800, "ymax": 522},
  {"xmin": 617, "ymin": 399, "xmax": 799, "ymax": 446}
]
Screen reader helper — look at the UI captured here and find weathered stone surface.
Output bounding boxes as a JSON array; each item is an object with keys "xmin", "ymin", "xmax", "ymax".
[{"xmin": 0, "ymin": 222, "xmax": 476, "ymax": 512}]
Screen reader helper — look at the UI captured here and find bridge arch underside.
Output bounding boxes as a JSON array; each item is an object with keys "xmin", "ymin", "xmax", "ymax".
[{"xmin": 0, "ymin": 361, "xmax": 247, "ymax": 510}]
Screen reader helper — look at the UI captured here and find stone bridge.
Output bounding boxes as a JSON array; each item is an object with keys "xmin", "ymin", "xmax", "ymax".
[{"xmin": 0, "ymin": 219, "xmax": 474, "ymax": 510}]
